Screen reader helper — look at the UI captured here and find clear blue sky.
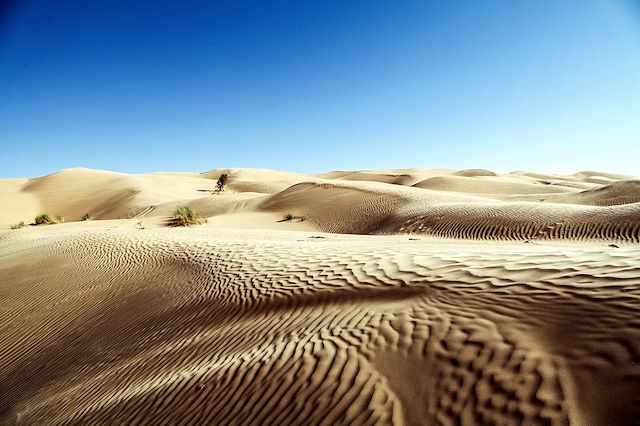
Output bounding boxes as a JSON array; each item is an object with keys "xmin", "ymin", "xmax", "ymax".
[{"xmin": 1, "ymin": 0, "xmax": 639, "ymax": 178}]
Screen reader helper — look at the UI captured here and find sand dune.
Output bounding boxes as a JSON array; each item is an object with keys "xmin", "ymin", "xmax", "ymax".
[
  {"xmin": 1, "ymin": 226, "xmax": 639, "ymax": 425},
  {"xmin": 258, "ymin": 179, "xmax": 484, "ymax": 234},
  {"xmin": 380, "ymin": 201, "xmax": 640, "ymax": 242},
  {"xmin": 412, "ymin": 175, "xmax": 577, "ymax": 196},
  {"xmin": 542, "ymin": 180, "xmax": 640, "ymax": 206},
  {"xmin": 1, "ymin": 167, "xmax": 639, "ymax": 425},
  {"xmin": 3, "ymin": 166, "xmax": 638, "ymax": 241},
  {"xmin": 453, "ymin": 168, "xmax": 497, "ymax": 177},
  {"xmin": 6, "ymin": 168, "xmax": 210, "ymax": 223},
  {"xmin": 314, "ymin": 168, "xmax": 453, "ymax": 186},
  {"xmin": 203, "ymin": 168, "xmax": 311, "ymax": 194}
]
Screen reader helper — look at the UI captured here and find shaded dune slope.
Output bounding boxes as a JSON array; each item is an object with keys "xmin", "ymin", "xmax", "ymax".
[
  {"xmin": 19, "ymin": 168, "xmax": 211, "ymax": 221},
  {"xmin": 1, "ymin": 227, "xmax": 639, "ymax": 425},
  {"xmin": 379, "ymin": 202, "xmax": 640, "ymax": 242},
  {"xmin": 258, "ymin": 180, "xmax": 483, "ymax": 234},
  {"xmin": 545, "ymin": 180, "xmax": 640, "ymax": 206},
  {"xmin": 259, "ymin": 180, "xmax": 640, "ymax": 242}
]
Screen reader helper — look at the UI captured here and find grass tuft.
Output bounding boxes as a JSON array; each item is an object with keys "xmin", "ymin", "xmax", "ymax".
[
  {"xmin": 170, "ymin": 206, "xmax": 207, "ymax": 227},
  {"xmin": 11, "ymin": 221, "xmax": 26, "ymax": 230},
  {"xmin": 34, "ymin": 213, "xmax": 54, "ymax": 225},
  {"xmin": 281, "ymin": 213, "xmax": 306, "ymax": 222}
]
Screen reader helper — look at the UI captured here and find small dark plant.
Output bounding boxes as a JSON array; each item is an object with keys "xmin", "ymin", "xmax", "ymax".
[
  {"xmin": 281, "ymin": 213, "xmax": 306, "ymax": 222},
  {"xmin": 81, "ymin": 212, "xmax": 94, "ymax": 221},
  {"xmin": 215, "ymin": 173, "xmax": 228, "ymax": 193},
  {"xmin": 170, "ymin": 206, "xmax": 207, "ymax": 227},
  {"xmin": 34, "ymin": 213, "xmax": 54, "ymax": 225},
  {"xmin": 11, "ymin": 221, "xmax": 26, "ymax": 229}
]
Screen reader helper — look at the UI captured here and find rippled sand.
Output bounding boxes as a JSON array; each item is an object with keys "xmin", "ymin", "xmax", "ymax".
[{"xmin": 1, "ymin": 167, "xmax": 639, "ymax": 424}]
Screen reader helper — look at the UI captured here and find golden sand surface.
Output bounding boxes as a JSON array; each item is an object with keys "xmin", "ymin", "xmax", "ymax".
[{"xmin": 1, "ymin": 167, "xmax": 639, "ymax": 425}]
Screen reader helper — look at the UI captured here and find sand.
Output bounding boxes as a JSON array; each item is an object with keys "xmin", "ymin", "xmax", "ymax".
[{"xmin": 1, "ymin": 167, "xmax": 639, "ymax": 425}]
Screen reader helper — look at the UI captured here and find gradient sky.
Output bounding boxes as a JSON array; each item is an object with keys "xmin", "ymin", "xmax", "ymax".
[{"xmin": 1, "ymin": 0, "xmax": 639, "ymax": 178}]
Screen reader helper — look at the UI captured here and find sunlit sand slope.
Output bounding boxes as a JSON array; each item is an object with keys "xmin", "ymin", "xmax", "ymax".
[{"xmin": 1, "ymin": 226, "xmax": 639, "ymax": 425}]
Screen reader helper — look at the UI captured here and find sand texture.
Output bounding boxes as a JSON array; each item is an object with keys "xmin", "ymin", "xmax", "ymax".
[{"xmin": 1, "ymin": 167, "xmax": 639, "ymax": 425}]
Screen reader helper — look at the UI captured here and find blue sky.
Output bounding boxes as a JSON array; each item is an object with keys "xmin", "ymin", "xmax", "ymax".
[{"xmin": 1, "ymin": 0, "xmax": 639, "ymax": 177}]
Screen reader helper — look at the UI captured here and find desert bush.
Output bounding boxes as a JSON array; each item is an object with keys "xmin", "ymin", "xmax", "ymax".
[
  {"xmin": 34, "ymin": 213, "xmax": 54, "ymax": 225},
  {"xmin": 11, "ymin": 221, "xmax": 26, "ymax": 229},
  {"xmin": 81, "ymin": 212, "xmax": 94, "ymax": 221},
  {"xmin": 281, "ymin": 213, "xmax": 306, "ymax": 222},
  {"xmin": 55, "ymin": 215, "xmax": 64, "ymax": 223},
  {"xmin": 170, "ymin": 206, "xmax": 206, "ymax": 226},
  {"xmin": 215, "ymin": 173, "xmax": 228, "ymax": 193}
]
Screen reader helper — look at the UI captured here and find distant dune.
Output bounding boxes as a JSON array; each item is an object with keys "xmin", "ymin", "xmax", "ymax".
[
  {"xmin": 1, "ymin": 166, "xmax": 638, "ymax": 241},
  {"xmin": 1, "ymin": 167, "xmax": 639, "ymax": 424}
]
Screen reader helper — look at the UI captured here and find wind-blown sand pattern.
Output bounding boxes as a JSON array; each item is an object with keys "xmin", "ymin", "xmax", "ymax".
[{"xmin": 1, "ymin": 167, "xmax": 639, "ymax": 425}]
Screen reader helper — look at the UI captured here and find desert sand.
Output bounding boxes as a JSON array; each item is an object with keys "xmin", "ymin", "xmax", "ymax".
[{"xmin": 1, "ymin": 167, "xmax": 639, "ymax": 425}]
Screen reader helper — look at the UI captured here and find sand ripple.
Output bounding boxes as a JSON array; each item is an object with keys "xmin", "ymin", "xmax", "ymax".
[{"xmin": 1, "ymin": 228, "xmax": 638, "ymax": 425}]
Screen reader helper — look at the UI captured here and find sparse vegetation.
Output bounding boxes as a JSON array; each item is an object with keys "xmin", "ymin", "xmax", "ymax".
[
  {"xmin": 11, "ymin": 221, "xmax": 26, "ymax": 230},
  {"xmin": 55, "ymin": 215, "xmax": 65, "ymax": 223},
  {"xmin": 170, "ymin": 206, "xmax": 207, "ymax": 227},
  {"xmin": 281, "ymin": 213, "xmax": 306, "ymax": 222},
  {"xmin": 81, "ymin": 212, "xmax": 94, "ymax": 221},
  {"xmin": 215, "ymin": 173, "xmax": 228, "ymax": 193},
  {"xmin": 34, "ymin": 213, "xmax": 54, "ymax": 225}
]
